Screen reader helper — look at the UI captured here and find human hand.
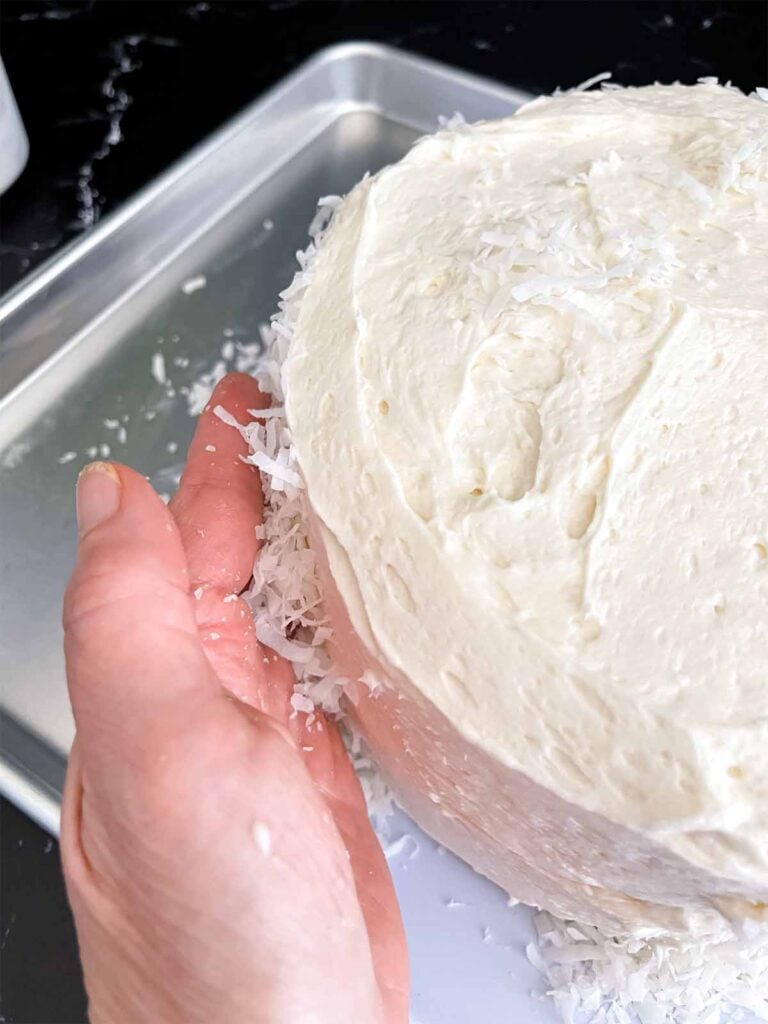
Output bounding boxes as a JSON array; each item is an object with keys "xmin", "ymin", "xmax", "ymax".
[{"xmin": 61, "ymin": 373, "xmax": 409, "ymax": 1024}]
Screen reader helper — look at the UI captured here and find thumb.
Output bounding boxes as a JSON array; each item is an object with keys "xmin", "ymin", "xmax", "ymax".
[{"xmin": 64, "ymin": 462, "xmax": 219, "ymax": 775}]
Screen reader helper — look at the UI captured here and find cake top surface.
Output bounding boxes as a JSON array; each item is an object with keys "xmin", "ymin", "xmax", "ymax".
[{"xmin": 283, "ymin": 83, "xmax": 768, "ymax": 887}]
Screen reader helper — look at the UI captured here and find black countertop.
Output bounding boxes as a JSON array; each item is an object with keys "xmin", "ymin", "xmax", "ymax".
[{"xmin": 1, "ymin": 2, "xmax": 766, "ymax": 1021}]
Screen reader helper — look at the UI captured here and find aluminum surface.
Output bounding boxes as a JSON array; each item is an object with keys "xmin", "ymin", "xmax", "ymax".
[{"xmin": 0, "ymin": 42, "xmax": 564, "ymax": 1022}]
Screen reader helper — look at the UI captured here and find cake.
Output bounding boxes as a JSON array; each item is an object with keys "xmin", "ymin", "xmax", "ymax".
[{"xmin": 250, "ymin": 82, "xmax": 768, "ymax": 936}]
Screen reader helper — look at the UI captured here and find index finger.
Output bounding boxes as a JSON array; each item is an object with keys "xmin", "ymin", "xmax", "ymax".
[{"xmin": 170, "ymin": 372, "xmax": 268, "ymax": 593}]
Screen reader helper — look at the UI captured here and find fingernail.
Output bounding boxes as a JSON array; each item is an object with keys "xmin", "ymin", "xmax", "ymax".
[{"xmin": 76, "ymin": 462, "xmax": 121, "ymax": 536}]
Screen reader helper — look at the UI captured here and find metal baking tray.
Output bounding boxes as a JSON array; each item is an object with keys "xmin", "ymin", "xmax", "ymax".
[{"xmin": 0, "ymin": 43, "xmax": 559, "ymax": 1022}]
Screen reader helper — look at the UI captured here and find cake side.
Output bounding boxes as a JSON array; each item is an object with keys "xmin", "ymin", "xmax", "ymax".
[{"xmin": 307, "ymin": 511, "xmax": 768, "ymax": 932}]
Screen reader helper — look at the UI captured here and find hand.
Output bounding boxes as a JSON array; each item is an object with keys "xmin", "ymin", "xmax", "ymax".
[{"xmin": 61, "ymin": 373, "xmax": 409, "ymax": 1024}]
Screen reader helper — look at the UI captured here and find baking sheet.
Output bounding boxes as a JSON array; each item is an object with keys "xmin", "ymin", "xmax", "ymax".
[{"xmin": 0, "ymin": 41, "xmax": 562, "ymax": 1023}]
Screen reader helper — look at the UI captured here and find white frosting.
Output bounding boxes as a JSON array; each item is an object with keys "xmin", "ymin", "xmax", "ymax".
[{"xmin": 284, "ymin": 85, "xmax": 768, "ymax": 897}]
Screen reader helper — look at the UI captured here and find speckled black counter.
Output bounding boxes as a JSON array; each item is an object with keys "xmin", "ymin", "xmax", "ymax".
[{"xmin": 1, "ymin": 2, "xmax": 766, "ymax": 1021}]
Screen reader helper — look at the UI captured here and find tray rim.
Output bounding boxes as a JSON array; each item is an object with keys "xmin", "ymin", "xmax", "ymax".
[
  {"xmin": 0, "ymin": 40, "xmax": 530, "ymax": 424},
  {"xmin": 0, "ymin": 41, "xmax": 526, "ymax": 331},
  {"xmin": 0, "ymin": 41, "xmax": 360, "ymax": 321}
]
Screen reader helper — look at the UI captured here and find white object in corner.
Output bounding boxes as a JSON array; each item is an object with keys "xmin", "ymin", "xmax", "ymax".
[{"xmin": 0, "ymin": 56, "xmax": 29, "ymax": 194}]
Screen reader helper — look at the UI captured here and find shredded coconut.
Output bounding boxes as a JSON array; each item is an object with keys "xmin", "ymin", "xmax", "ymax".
[
  {"xmin": 1, "ymin": 439, "xmax": 33, "ymax": 469},
  {"xmin": 181, "ymin": 274, "xmax": 207, "ymax": 294},
  {"xmin": 571, "ymin": 70, "xmax": 612, "ymax": 92},
  {"xmin": 383, "ymin": 833, "xmax": 420, "ymax": 861},
  {"xmin": 252, "ymin": 821, "xmax": 272, "ymax": 856},
  {"xmin": 213, "ymin": 404, "xmax": 243, "ymax": 432},
  {"xmin": 150, "ymin": 351, "xmax": 167, "ymax": 385},
  {"xmin": 530, "ymin": 911, "xmax": 768, "ymax": 1024}
]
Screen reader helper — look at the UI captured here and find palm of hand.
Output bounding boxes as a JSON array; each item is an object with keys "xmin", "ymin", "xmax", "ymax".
[{"xmin": 62, "ymin": 374, "xmax": 408, "ymax": 1024}]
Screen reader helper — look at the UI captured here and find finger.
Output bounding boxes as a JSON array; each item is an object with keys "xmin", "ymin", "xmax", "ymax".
[
  {"xmin": 169, "ymin": 373, "xmax": 299, "ymax": 709},
  {"xmin": 303, "ymin": 721, "xmax": 410, "ymax": 1021},
  {"xmin": 64, "ymin": 462, "xmax": 218, "ymax": 770},
  {"xmin": 170, "ymin": 372, "xmax": 268, "ymax": 595},
  {"xmin": 190, "ymin": 583, "xmax": 296, "ymax": 719}
]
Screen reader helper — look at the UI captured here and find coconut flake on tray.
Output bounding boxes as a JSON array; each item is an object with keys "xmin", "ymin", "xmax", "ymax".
[{"xmin": 531, "ymin": 911, "xmax": 768, "ymax": 1024}]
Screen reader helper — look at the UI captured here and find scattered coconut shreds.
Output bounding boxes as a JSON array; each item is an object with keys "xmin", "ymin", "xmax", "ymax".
[
  {"xmin": 247, "ymin": 406, "xmax": 285, "ymax": 419},
  {"xmin": 150, "ymin": 351, "xmax": 167, "ymax": 385},
  {"xmin": 186, "ymin": 360, "xmax": 227, "ymax": 416},
  {"xmin": 213, "ymin": 404, "xmax": 243, "ymax": 432},
  {"xmin": 181, "ymin": 274, "xmax": 207, "ymax": 294},
  {"xmin": 438, "ymin": 111, "xmax": 467, "ymax": 131},
  {"xmin": 225, "ymin": 163, "xmax": 768, "ymax": 1016},
  {"xmin": 571, "ymin": 70, "xmax": 612, "ymax": 92},
  {"xmin": 531, "ymin": 911, "xmax": 768, "ymax": 1024},
  {"xmin": 383, "ymin": 833, "xmax": 420, "ymax": 861},
  {"xmin": 182, "ymin": 336, "xmax": 266, "ymax": 419}
]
